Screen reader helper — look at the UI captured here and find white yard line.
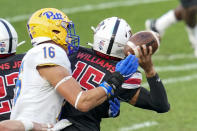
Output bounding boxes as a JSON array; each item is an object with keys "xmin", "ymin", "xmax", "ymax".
[
  {"xmin": 138, "ymin": 62, "xmax": 197, "ymax": 73},
  {"xmin": 142, "ymin": 72, "xmax": 197, "ymax": 87},
  {"xmin": 162, "ymin": 74, "xmax": 197, "ymax": 85},
  {"xmin": 6, "ymin": 0, "xmax": 170, "ymax": 23},
  {"xmin": 119, "ymin": 121, "xmax": 158, "ymax": 131},
  {"xmin": 155, "ymin": 63, "xmax": 197, "ymax": 72},
  {"xmin": 152, "ymin": 53, "xmax": 195, "ymax": 61},
  {"xmin": 142, "ymin": 62, "xmax": 197, "ymax": 87}
]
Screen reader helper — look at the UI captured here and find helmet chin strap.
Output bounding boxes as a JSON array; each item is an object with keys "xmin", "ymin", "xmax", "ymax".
[
  {"xmin": 17, "ymin": 41, "xmax": 26, "ymax": 47},
  {"xmin": 91, "ymin": 26, "xmax": 96, "ymax": 32},
  {"xmin": 87, "ymin": 26, "xmax": 96, "ymax": 47},
  {"xmin": 87, "ymin": 42, "xmax": 93, "ymax": 47}
]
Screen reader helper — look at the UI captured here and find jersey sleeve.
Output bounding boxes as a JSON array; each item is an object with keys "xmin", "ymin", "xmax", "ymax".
[
  {"xmin": 122, "ymin": 71, "xmax": 142, "ymax": 89},
  {"xmin": 25, "ymin": 43, "xmax": 72, "ymax": 74}
]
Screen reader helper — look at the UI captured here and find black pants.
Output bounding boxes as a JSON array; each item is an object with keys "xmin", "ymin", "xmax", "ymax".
[{"xmin": 180, "ymin": 0, "xmax": 197, "ymax": 8}]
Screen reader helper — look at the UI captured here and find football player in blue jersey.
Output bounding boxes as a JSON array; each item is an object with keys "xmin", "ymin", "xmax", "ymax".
[
  {"xmin": 0, "ymin": 18, "xmax": 25, "ymax": 122},
  {"xmin": 146, "ymin": 0, "xmax": 197, "ymax": 56},
  {"xmin": 60, "ymin": 17, "xmax": 170, "ymax": 131}
]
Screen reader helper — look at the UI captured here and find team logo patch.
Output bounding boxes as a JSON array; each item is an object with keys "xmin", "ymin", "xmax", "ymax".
[
  {"xmin": 0, "ymin": 47, "xmax": 5, "ymax": 52},
  {"xmin": 43, "ymin": 11, "xmax": 63, "ymax": 20},
  {"xmin": 0, "ymin": 42, "xmax": 6, "ymax": 47},
  {"xmin": 99, "ymin": 40, "xmax": 105, "ymax": 50},
  {"xmin": 0, "ymin": 42, "xmax": 6, "ymax": 52}
]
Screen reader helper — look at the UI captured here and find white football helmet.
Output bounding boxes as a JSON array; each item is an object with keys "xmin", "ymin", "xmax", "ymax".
[
  {"xmin": 93, "ymin": 17, "xmax": 132, "ymax": 59},
  {"xmin": 0, "ymin": 18, "xmax": 18, "ymax": 54}
]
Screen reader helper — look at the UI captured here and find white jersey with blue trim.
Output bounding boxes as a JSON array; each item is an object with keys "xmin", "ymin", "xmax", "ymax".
[{"xmin": 10, "ymin": 43, "xmax": 72, "ymax": 124}]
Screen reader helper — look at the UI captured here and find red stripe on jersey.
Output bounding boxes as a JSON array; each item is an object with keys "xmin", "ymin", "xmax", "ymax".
[
  {"xmin": 0, "ymin": 54, "xmax": 15, "ymax": 58},
  {"xmin": 124, "ymin": 78, "xmax": 141, "ymax": 85}
]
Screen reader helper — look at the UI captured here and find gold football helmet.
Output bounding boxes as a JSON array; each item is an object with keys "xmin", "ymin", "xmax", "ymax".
[{"xmin": 27, "ymin": 8, "xmax": 79, "ymax": 55}]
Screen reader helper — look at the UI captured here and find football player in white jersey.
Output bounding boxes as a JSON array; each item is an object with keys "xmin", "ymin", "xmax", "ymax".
[{"xmin": 0, "ymin": 8, "xmax": 139, "ymax": 131}]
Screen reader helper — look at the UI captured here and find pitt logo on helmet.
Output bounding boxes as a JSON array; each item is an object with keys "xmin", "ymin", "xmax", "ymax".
[{"xmin": 43, "ymin": 11, "xmax": 64, "ymax": 20}]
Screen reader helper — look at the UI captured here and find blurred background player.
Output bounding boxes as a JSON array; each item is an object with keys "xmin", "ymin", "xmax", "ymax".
[
  {"xmin": 0, "ymin": 8, "xmax": 139, "ymax": 131},
  {"xmin": 0, "ymin": 18, "xmax": 24, "ymax": 121},
  {"xmin": 60, "ymin": 17, "xmax": 170, "ymax": 131},
  {"xmin": 145, "ymin": 0, "xmax": 197, "ymax": 56}
]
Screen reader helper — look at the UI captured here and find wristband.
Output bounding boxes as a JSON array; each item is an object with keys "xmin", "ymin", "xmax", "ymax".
[
  {"xmin": 20, "ymin": 120, "xmax": 33, "ymax": 131},
  {"xmin": 74, "ymin": 91, "xmax": 83, "ymax": 109},
  {"xmin": 106, "ymin": 72, "xmax": 124, "ymax": 90},
  {"xmin": 55, "ymin": 76, "xmax": 72, "ymax": 90},
  {"xmin": 99, "ymin": 81, "xmax": 114, "ymax": 97},
  {"xmin": 147, "ymin": 73, "xmax": 160, "ymax": 84}
]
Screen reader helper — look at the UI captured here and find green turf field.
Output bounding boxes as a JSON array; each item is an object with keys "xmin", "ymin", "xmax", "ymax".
[{"xmin": 1, "ymin": 0, "xmax": 197, "ymax": 130}]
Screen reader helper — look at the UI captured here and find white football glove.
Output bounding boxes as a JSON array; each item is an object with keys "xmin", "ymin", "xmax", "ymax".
[{"xmin": 47, "ymin": 119, "xmax": 72, "ymax": 131}]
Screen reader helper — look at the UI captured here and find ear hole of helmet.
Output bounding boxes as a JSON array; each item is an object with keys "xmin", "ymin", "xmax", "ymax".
[{"xmin": 52, "ymin": 30, "xmax": 60, "ymax": 34}]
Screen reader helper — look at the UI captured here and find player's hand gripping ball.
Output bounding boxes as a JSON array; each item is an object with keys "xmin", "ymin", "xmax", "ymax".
[{"xmin": 124, "ymin": 31, "xmax": 160, "ymax": 57}]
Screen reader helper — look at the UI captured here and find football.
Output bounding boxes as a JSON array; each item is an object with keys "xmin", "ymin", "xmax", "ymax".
[{"xmin": 124, "ymin": 31, "xmax": 160, "ymax": 57}]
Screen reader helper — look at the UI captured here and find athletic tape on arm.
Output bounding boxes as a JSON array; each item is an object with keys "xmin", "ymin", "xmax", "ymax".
[
  {"xmin": 55, "ymin": 76, "xmax": 72, "ymax": 90},
  {"xmin": 74, "ymin": 91, "xmax": 83, "ymax": 109},
  {"xmin": 20, "ymin": 120, "xmax": 33, "ymax": 131}
]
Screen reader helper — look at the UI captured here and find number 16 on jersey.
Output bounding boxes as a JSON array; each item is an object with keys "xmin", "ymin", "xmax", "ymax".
[{"xmin": 43, "ymin": 46, "xmax": 55, "ymax": 58}]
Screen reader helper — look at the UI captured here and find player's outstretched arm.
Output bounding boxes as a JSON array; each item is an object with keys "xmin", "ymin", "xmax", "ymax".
[
  {"xmin": 134, "ymin": 75, "xmax": 170, "ymax": 113},
  {"xmin": 132, "ymin": 45, "xmax": 170, "ymax": 113},
  {"xmin": 37, "ymin": 65, "xmax": 107, "ymax": 112},
  {"xmin": 0, "ymin": 120, "xmax": 52, "ymax": 131},
  {"xmin": 37, "ymin": 56, "xmax": 138, "ymax": 113},
  {"xmin": 0, "ymin": 120, "xmax": 25, "ymax": 131},
  {"xmin": 76, "ymin": 54, "xmax": 138, "ymax": 112}
]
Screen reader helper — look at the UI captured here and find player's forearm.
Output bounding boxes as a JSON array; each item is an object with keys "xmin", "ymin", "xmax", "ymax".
[
  {"xmin": 135, "ymin": 73, "xmax": 170, "ymax": 113},
  {"xmin": 57, "ymin": 78, "xmax": 108, "ymax": 112},
  {"xmin": 76, "ymin": 72, "xmax": 125, "ymax": 112},
  {"xmin": 0, "ymin": 120, "xmax": 53, "ymax": 131},
  {"xmin": 0, "ymin": 120, "xmax": 32, "ymax": 131},
  {"xmin": 76, "ymin": 87, "xmax": 107, "ymax": 112},
  {"xmin": 147, "ymin": 73, "xmax": 170, "ymax": 112}
]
